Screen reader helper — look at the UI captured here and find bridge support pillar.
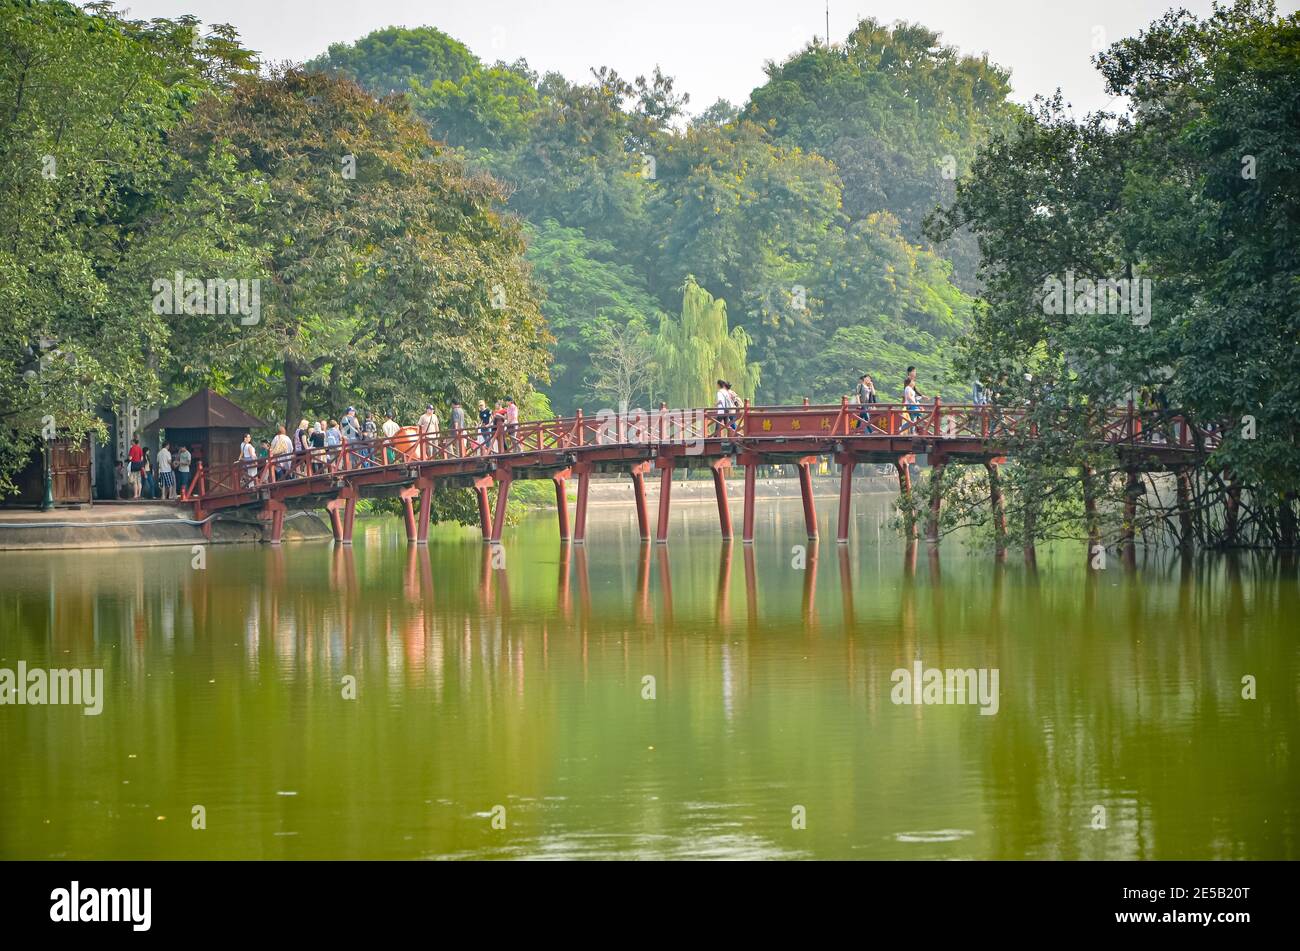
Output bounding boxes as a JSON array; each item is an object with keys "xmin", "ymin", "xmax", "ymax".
[
  {"xmin": 896, "ymin": 455, "xmax": 918, "ymax": 539},
  {"xmin": 552, "ymin": 470, "xmax": 571, "ymax": 543},
  {"xmin": 399, "ymin": 486, "xmax": 418, "ymax": 542},
  {"xmin": 416, "ymin": 478, "xmax": 434, "ymax": 544},
  {"xmin": 490, "ymin": 474, "xmax": 512, "ymax": 543},
  {"xmin": 325, "ymin": 487, "xmax": 357, "ymax": 545},
  {"xmin": 711, "ymin": 458, "xmax": 732, "ymax": 540},
  {"xmin": 741, "ymin": 455, "xmax": 758, "ymax": 545},
  {"xmin": 400, "ymin": 478, "xmax": 435, "ymax": 544},
  {"xmin": 574, "ymin": 466, "xmax": 591, "ymax": 545},
  {"xmin": 258, "ymin": 499, "xmax": 287, "ymax": 545},
  {"xmin": 630, "ymin": 463, "xmax": 650, "ymax": 542},
  {"xmin": 836, "ymin": 457, "xmax": 856, "ymax": 544},
  {"xmin": 986, "ymin": 459, "xmax": 1007, "ymax": 558},
  {"xmin": 926, "ymin": 462, "xmax": 946, "ymax": 544},
  {"xmin": 797, "ymin": 457, "xmax": 818, "ymax": 540},
  {"xmin": 656, "ymin": 463, "xmax": 673, "ymax": 544},
  {"xmin": 474, "ymin": 485, "xmax": 491, "ymax": 542}
]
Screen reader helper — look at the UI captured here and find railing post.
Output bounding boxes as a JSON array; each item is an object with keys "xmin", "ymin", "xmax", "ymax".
[
  {"xmin": 839, "ymin": 395, "xmax": 848, "ymax": 435},
  {"xmin": 576, "ymin": 408, "xmax": 584, "ymax": 446},
  {"xmin": 742, "ymin": 398, "xmax": 750, "ymax": 437}
]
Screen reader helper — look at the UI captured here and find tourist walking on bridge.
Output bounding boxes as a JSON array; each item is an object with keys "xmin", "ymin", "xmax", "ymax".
[
  {"xmin": 270, "ymin": 425, "xmax": 294, "ymax": 480},
  {"xmin": 381, "ymin": 412, "xmax": 399, "ymax": 463},
  {"xmin": 418, "ymin": 404, "xmax": 440, "ymax": 458},
  {"xmin": 238, "ymin": 433, "xmax": 257, "ymax": 488},
  {"xmin": 476, "ymin": 400, "xmax": 492, "ymax": 450},
  {"xmin": 450, "ymin": 401, "xmax": 466, "ymax": 455},
  {"xmin": 505, "ymin": 397, "xmax": 519, "ymax": 451}
]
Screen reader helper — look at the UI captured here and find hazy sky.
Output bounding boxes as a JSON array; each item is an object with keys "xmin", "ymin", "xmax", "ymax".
[{"xmin": 110, "ymin": 0, "xmax": 1299, "ymax": 115}]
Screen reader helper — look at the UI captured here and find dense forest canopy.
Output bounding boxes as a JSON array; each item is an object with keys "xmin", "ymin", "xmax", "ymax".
[{"xmin": 306, "ymin": 17, "xmax": 1012, "ymax": 409}]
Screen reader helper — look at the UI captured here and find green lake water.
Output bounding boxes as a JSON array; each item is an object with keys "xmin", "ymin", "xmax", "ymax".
[{"xmin": 1, "ymin": 493, "xmax": 1296, "ymax": 859}]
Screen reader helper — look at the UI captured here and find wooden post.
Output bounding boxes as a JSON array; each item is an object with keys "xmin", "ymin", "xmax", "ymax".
[
  {"xmin": 656, "ymin": 462, "xmax": 673, "ymax": 544},
  {"xmin": 797, "ymin": 458, "xmax": 818, "ymax": 540},
  {"xmin": 416, "ymin": 477, "xmax": 434, "ymax": 544},
  {"xmin": 574, "ymin": 466, "xmax": 591, "ymax": 544},
  {"xmin": 259, "ymin": 499, "xmax": 287, "ymax": 545},
  {"xmin": 630, "ymin": 463, "xmax": 650, "ymax": 541},
  {"xmin": 836, "ymin": 456, "xmax": 855, "ymax": 544},
  {"xmin": 490, "ymin": 474, "xmax": 512, "ymax": 543},
  {"xmin": 742, "ymin": 456, "xmax": 758, "ymax": 545},
  {"xmin": 553, "ymin": 474, "xmax": 570, "ymax": 542},
  {"xmin": 475, "ymin": 485, "xmax": 491, "ymax": 542},
  {"xmin": 399, "ymin": 485, "xmax": 418, "ymax": 542},
  {"xmin": 711, "ymin": 459, "xmax": 732, "ymax": 540}
]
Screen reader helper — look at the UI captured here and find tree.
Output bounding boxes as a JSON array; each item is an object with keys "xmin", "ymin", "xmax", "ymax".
[
  {"xmin": 653, "ymin": 278, "xmax": 759, "ymax": 409},
  {"xmin": 171, "ymin": 67, "xmax": 551, "ymax": 428},
  {"xmin": 0, "ymin": 0, "xmax": 257, "ymax": 493}
]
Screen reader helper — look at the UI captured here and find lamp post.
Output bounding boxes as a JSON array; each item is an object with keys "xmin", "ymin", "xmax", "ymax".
[{"xmin": 41, "ymin": 438, "xmax": 54, "ymax": 511}]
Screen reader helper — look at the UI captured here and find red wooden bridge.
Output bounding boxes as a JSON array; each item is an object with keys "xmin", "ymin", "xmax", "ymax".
[{"xmin": 182, "ymin": 399, "xmax": 1215, "ymax": 547}]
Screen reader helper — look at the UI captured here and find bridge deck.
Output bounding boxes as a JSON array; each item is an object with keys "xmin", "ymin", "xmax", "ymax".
[{"xmin": 182, "ymin": 400, "xmax": 1214, "ymax": 546}]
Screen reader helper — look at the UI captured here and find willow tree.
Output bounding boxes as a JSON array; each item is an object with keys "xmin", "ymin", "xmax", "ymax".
[{"xmin": 653, "ymin": 277, "xmax": 759, "ymax": 408}]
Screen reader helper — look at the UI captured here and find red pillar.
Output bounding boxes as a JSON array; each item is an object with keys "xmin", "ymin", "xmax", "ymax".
[
  {"xmin": 630, "ymin": 466, "xmax": 650, "ymax": 541},
  {"xmin": 490, "ymin": 475, "xmax": 512, "ymax": 543},
  {"xmin": 416, "ymin": 478, "xmax": 434, "ymax": 544},
  {"xmin": 399, "ymin": 485, "xmax": 418, "ymax": 542},
  {"xmin": 341, "ymin": 493, "xmax": 357, "ymax": 545},
  {"xmin": 836, "ymin": 457, "xmax": 855, "ymax": 544},
  {"xmin": 259, "ymin": 499, "xmax": 286, "ymax": 545},
  {"xmin": 711, "ymin": 460, "xmax": 732, "ymax": 540},
  {"xmin": 553, "ymin": 475, "xmax": 570, "ymax": 542},
  {"xmin": 574, "ymin": 467, "xmax": 591, "ymax": 545},
  {"xmin": 797, "ymin": 458, "xmax": 818, "ymax": 540},
  {"xmin": 656, "ymin": 463, "xmax": 673, "ymax": 544},
  {"xmin": 742, "ymin": 459, "xmax": 757, "ymax": 545},
  {"xmin": 475, "ymin": 485, "xmax": 491, "ymax": 542}
]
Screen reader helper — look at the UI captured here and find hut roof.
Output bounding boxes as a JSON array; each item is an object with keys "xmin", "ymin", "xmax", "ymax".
[{"xmin": 145, "ymin": 388, "xmax": 265, "ymax": 432}]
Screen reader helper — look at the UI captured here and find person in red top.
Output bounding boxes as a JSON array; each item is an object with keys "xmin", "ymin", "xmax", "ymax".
[{"xmin": 127, "ymin": 438, "xmax": 145, "ymax": 499}]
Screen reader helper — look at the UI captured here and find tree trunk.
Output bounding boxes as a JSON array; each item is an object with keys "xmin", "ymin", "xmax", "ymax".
[
  {"xmin": 284, "ymin": 360, "xmax": 303, "ymax": 430},
  {"xmin": 1082, "ymin": 464, "xmax": 1101, "ymax": 558}
]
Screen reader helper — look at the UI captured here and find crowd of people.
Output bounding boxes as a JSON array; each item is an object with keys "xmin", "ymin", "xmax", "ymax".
[
  {"xmin": 116, "ymin": 436, "xmax": 190, "ymax": 500},
  {"xmin": 232, "ymin": 398, "xmax": 525, "ymax": 487},
  {"xmin": 850, "ymin": 366, "xmax": 937, "ymax": 434}
]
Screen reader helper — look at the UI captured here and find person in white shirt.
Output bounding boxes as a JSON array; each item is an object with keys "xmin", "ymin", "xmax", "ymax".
[
  {"xmin": 417, "ymin": 404, "xmax": 440, "ymax": 458},
  {"xmin": 269, "ymin": 425, "xmax": 294, "ymax": 479},
  {"xmin": 901, "ymin": 380, "xmax": 921, "ymax": 434},
  {"xmin": 381, "ymin": 412, "xmax": 400, "ymax": 463},
  {"xmin": 238, "ymin": 433, "xmax": 258, "ymax": 487},
  {"xmin": 156, "ymin": 443, "xmax": 174, "ymax": 499},
  {"xmin": 715, "ymin": 379, "xmax": 732, "ymax": 436}
]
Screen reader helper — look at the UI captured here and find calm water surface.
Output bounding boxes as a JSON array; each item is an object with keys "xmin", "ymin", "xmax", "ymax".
[{"xmin": 1, "ymin": 494, "xmax": 1296, "ymax": 859}]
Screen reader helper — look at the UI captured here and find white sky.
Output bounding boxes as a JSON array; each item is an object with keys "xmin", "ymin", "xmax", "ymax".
[{"xmin": 109, "ymin": 0, "xmax": 1299, "ymax": 115}]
